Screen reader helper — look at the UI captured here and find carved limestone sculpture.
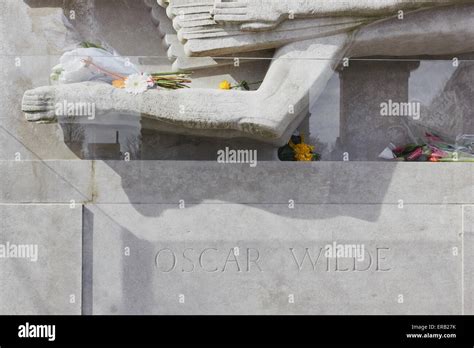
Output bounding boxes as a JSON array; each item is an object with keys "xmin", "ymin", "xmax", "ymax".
[{"xmin": 22, "ymin": 0, "xmax": 474, "ymax": 145}]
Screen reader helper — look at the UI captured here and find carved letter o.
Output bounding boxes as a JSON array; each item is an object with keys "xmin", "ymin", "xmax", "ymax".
[{"xmin": 155, "ymin": 248, "xmax": 177, "ymax": 272}]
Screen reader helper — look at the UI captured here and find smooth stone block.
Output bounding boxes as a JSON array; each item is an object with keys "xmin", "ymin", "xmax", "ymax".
[
  {"xmin": 463, "ymin": 205, "xmax": 473, "ymax": 314},
  {"xmin": 93, "ymin": 161, "xmax": 473, "ymax": 205},
  {"xmin": 86, "ymin": 203, "xmax": 462, "ymax": 315},
  {"xmin": 0, "ymin": 204, "xmax": 82, "ymax": 314},
  {"xmin": 0, "ymin": 160, "xmax": 93, "ymax": 203},
  {"xmin": 2, "ymin": 160, "xmax": 471, "ymax": 206}
]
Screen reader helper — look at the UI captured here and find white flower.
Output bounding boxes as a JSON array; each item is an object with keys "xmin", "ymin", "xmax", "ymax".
[{"xmin": 124, "ymin": 74, "xmax": 150, "ymax": 94}]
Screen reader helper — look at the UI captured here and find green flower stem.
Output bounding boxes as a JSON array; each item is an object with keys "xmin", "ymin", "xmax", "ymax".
[
  {"xmin": 150, "ymin": 71, "xmax": 192, "ymax": 76},
  {"xmin": 231, "ymin": 80, "xmax": 263, "ymax": 90}
]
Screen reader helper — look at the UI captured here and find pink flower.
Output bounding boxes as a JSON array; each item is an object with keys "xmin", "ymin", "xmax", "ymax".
[
  {"xmin": 429, "ymin": 145, "xmax": 448, "ymax": 158},
  {"xmin": 407, "ymin": 147, "xmax": 423, "ymax": 161}
]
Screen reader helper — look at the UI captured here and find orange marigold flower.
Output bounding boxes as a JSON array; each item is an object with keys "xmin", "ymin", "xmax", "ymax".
[{"xmin": 112, "ymin": 79, "xmax": 125, "ymax": 89}]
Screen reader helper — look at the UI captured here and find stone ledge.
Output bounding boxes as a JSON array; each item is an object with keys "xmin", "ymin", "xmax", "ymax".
[
  {"xmin": 1, "ymin": 161, "xmax": 472, "ymax": 204},
  {"xmin": 0, "ymin": 161, "xmax": 93, "ymax": 203},
  {"xmin": 88, "ymin": 161, "xmax": 474, "ymax": 205}
]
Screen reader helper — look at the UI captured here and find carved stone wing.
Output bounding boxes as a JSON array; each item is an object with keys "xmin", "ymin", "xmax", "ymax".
[{"xmin": 146, "ymin": 0, "xmax": 366, "ymax": 60}]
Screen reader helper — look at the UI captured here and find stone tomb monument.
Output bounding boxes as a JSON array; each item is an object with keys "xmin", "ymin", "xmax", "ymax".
[{"xmin": 1, "ymin": 0, "xmax": 472, "ymax": 315}]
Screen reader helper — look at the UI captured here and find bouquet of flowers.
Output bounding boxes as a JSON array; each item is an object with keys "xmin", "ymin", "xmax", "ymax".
[
  {"xmin": 380, "ymin": 132, "xmax": 474, "ymax": 162},
  {"xmin": 112, "ymin": 72, "xmax": 191, "ymax": 94},
  {"xmin": 50, "ymin": 42, "xmax": 191, "ymax": 94},
  {"xmin": 278, "ymin": 134, "xmax": 321, "ymax": 161}
]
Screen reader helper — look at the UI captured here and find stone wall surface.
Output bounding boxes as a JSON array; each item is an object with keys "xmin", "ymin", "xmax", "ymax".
[
  {"xmin": 0, "ymin": 204, "xmax": 82, "ymax": 314},
  {"xmin": 464, "ymin": 206, "xmax": 474, "ymax": 314},
  {"xmin": 87, "ymin": 203, "xmax": 463, "ymax": 315},
  {"xmin": 0, "ymin": 160, "xmax": 472, "ymax": 314}
]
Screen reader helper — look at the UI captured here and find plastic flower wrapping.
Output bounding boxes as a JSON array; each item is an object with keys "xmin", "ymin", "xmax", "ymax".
[
  {"xmin": 50, "ymin": 42, "xmax": 191, "ymax": 93},
  {"xmin": 50, "ymin": 47, "xmax": 139, "ymax": 84},
  {"xmin": 379, "ymin": 133, "xmax": 474, "ymax": 162}
]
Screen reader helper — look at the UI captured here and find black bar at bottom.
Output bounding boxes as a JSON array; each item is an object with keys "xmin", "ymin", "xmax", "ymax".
[{"xmin": 0, "ymin": 315, "xmax": 472, "ymax": 346}]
